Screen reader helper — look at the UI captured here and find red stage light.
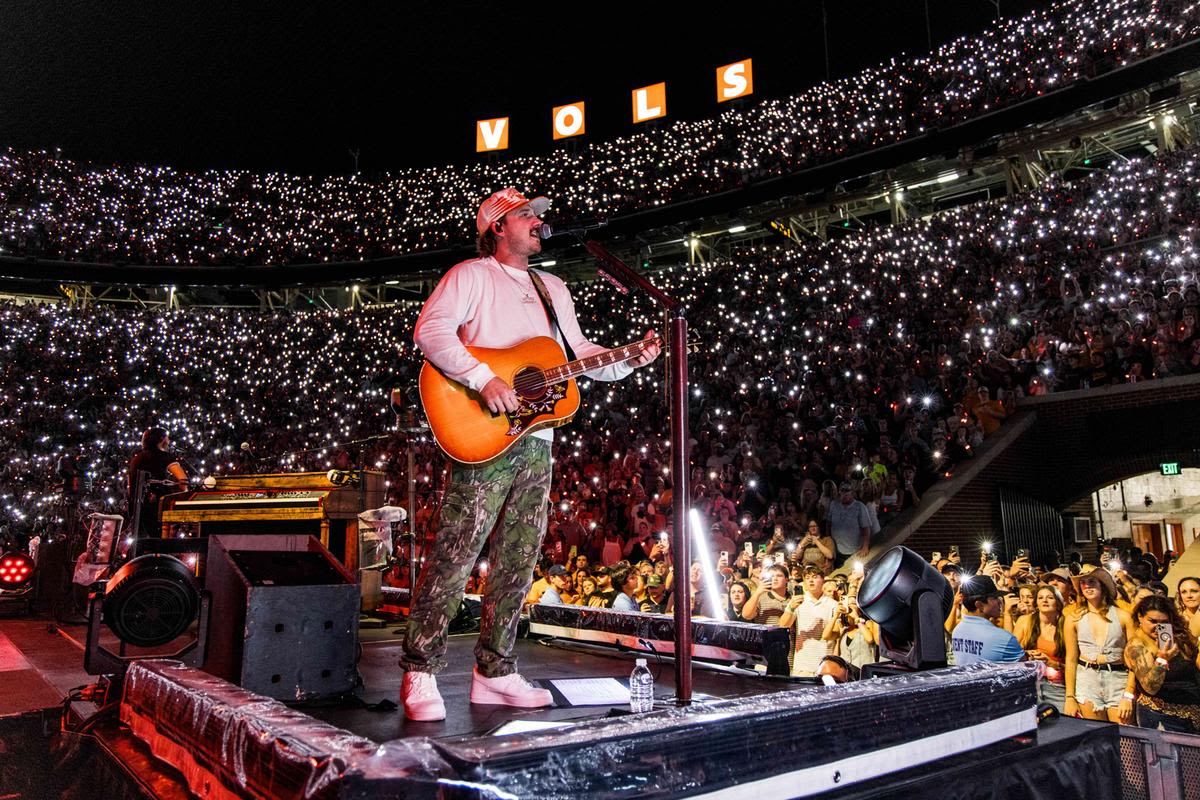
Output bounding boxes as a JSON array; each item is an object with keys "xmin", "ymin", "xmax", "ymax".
[{"xmin": 0, "ymin": 552, "xmax": 35, "ymax": 591}]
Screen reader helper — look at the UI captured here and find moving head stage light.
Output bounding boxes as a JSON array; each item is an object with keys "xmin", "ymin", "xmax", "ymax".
[
  {"xmin": 857, "ymin": 545, "xmax": 953, "ymax": 674},
  {"xmin": 85, "ymin": 553, "xmax": 210, "ymax": 677},
  {"xmin": 103, "ymin": 554, "xmax": 200, "ymax": 647}
]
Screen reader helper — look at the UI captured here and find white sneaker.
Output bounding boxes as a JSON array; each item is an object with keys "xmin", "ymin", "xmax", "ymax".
[
  {"xmin": 469, "ymin": 668, "xmax": 553, "ymax": 708},
  {"xmin": 401, "ymin": 671, "xmax": 446, "ymax": 721}
]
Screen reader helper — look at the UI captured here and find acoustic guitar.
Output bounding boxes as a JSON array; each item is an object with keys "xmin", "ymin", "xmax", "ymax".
[{"xmin": 419, "ymin": 334, "xmax": 663, "ymax": 465}]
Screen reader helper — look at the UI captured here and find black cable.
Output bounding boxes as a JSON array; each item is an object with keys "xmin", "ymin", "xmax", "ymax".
[
  {"xmin": 636, "ymin": 638, "xmax": 668, "ymax": 704},
  {"xmin": 63, "ymin": 700, "xmax": 120, "ymax": 737},
  {"xmin": 635, "ymin": 637, "xmax": 663, "ymax": 677}
]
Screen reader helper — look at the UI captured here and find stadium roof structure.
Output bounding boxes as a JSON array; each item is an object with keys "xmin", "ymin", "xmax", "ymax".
[
  {"xmin": 1, "ymin": 3, "xmax": 1198, "ymax": 305},
  {"xmin": 2, "ymin": 37, "xmax": 1198, "ymax": 309}
]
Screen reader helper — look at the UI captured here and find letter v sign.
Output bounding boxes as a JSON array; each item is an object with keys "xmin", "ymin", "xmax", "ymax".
[{"xmin": 476, "ymin": 117, "xmax": 509, "ymax": 152}]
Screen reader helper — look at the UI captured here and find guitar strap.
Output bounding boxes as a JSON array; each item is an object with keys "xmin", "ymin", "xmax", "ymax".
[{"xmin": 528, "ymin": 270, "xmax": 577, "ymax": 362}]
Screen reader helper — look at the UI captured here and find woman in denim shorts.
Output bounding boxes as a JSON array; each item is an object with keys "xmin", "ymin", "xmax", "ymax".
[{"xmin": 1064, "ymin": 567, "xmax": 1137, "ymax": 723}]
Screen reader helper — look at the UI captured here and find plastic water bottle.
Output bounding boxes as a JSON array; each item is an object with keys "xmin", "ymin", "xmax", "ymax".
[{"xmin": 630, "ymin": 658, "xmax": 654, "ymax": 713}]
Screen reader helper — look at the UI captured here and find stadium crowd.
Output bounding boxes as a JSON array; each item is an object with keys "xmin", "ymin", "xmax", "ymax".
[
  {"xmin": 3, "ymin": 0, "xmax": 1200, "ymax": 754},
  {"xmin": 938, "ymin": 546, "xmax": 1200, "ymax": 732},
  {"xmin": 2, "ymin": 0, "xmax": 1198, "ymax": 265},
  {"xmin": 526, "ymin": 534, "xmax": 1200, "ymax": 735},
  {"xmin": 2, "ymin": 140, "xmax": 1198, "ymax": 576}
]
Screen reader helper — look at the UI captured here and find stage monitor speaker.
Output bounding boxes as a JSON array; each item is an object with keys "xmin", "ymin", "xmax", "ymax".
[{"xmin": 203, "ymin": 534, "xmax": 358, "ymax": 701}]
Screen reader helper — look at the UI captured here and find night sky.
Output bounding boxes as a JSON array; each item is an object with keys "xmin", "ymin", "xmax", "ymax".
[{"xmin": 1, "ymin": 0, "xmax": 1045, "ymax": 174}]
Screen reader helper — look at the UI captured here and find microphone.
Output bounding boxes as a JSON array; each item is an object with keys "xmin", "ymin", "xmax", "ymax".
[
  {"xmin": 389, "ymin": 388, "xmax": 406, "ymax": 417},
  {"xmin": 536, "ymin": 221, "xmax": 607, "ymax": 240}
]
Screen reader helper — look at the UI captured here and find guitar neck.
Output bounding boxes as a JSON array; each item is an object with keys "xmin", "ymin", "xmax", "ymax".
[{"xmin": 544, "ymin": 337, "xmax": 660, "ymax": 383}]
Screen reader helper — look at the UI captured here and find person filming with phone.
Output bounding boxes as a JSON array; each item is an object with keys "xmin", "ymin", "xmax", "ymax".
[
  {"xmin": 793, "ymin": 519, "xmax": 835, "ymax": 575},
  {"xmin": 1123, "ymin": 595, "xmax": 1200, "ymax": 733},
  {"xmin": 742, "ymin": 564, "xmax": 790, "ymax": 626}
]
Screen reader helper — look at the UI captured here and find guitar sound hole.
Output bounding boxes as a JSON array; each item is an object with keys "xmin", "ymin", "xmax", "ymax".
[{"xmin": 513, "ymin": 367, "xmax": 546, "ymax": 400}]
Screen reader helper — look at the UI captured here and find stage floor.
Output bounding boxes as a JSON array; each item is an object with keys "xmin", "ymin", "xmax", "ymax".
[
  {"xmin": 0, "ymin": 615, "xmax": 94, "ymax": 719},
  {"xmin": 0, "ymin": 613, "xmax": 797, "ymax": 744},
  {"xmin": 310, "ymin": 625, "xmax": 799, "ymax": 741},
  {"xmin": 0, "ymin": 613, "xmax": 1127, "ymax": 800},
  {"xmin": 0, "ymin": 613, "xmax": 801, "ymax": 799}
]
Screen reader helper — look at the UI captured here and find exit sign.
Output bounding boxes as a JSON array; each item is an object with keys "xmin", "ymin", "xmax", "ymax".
[{"xmin": 1161, "ymin": 462, "xmax": 1181, "ymax": 476}]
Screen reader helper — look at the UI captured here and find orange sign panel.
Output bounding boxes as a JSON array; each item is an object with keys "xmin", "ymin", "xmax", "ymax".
[
  {"xmin": 717, "ymin": 58, "xmax": 753, "ymax": 102},
  {"xmin": 552, "ymin": 102, "xmax": 586, "ymax": 140},
  {"xmin": 476, "ymin": 117, "xmax": 510, "ymax": 152},
  {"xmin": 631, "ymin": 82, "xmax": 666, "ymax": 123}
]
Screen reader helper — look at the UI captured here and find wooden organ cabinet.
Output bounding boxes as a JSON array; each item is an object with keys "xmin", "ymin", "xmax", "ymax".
[{"xmin": 159, "ymin": 471, "xmax": 386, "ymax": 571}]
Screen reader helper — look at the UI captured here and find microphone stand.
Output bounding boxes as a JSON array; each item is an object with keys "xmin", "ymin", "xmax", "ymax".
[
  {"xmin": 396, "ymin": 407, "xmax": 428, "ymax": 598},
  {"xmin": 576, "ymin": 236, "xmax": 693, "ymax": 706},
  {"xmin": 356, "ymin": 450, "xmax": 367, "ymax": 522}
]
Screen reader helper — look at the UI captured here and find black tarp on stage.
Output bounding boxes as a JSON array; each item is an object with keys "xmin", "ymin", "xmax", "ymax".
[{"xmin": 110, "ymin": 635, "xmax": 1051, "ymax": 800}]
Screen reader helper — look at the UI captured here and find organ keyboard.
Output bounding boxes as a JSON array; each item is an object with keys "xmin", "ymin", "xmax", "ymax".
[{"xmin": 159, "ymin": 471, "xmax": 386, "ymax": 570}]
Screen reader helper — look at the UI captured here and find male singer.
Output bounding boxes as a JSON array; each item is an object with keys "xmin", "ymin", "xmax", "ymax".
[{"xmin": 400, "ymin": 188, "xmax": 659, "ymax": 721}]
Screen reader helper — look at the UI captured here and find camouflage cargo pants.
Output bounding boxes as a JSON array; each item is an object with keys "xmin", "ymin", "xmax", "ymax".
[{"xmin": 400, "ymin": 436, "xmax": 550, "ymax": 678}]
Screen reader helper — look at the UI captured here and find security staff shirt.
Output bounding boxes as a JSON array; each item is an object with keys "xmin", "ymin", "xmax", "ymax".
[{"xmin": 950, "ymin": 614, "xmax": 1024, "ymax": 665}]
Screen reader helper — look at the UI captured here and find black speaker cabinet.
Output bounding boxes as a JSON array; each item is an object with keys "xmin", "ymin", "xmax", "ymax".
[{"xmin": 203, "ymin": 534, "xmax": 358, "ymax": 701}]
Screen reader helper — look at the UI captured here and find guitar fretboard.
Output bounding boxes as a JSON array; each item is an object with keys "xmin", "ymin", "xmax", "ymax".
[{"xmin": 543, "ymin": 338, "xmax": 659, "ymax": 383}]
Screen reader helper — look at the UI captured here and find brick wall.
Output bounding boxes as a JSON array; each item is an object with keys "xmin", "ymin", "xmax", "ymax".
[{"xmin": 901, "ymin": 374, "xmax": 1200, "ymax": 565}]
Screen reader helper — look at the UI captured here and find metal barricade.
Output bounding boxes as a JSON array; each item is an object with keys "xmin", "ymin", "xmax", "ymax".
[{"xmin": 1118, "ymin": 725, "xmax": 1200, "ymax": 800}]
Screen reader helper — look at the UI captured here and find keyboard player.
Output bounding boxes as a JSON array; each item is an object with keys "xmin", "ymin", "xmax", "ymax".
[{"xmin": 127, "ymin": 426, "xmax": 188, "ymax": 538}]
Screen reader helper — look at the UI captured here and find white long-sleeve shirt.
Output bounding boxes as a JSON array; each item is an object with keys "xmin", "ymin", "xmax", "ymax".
[{"xmin": 414, "ymin": 256, "xmax": 634, "ymax": 441}]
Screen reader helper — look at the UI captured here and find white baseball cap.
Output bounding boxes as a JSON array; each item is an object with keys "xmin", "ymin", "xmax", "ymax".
[{"xmin": 476, "ymin": 187, "xmax": 550, "ymax": 235}]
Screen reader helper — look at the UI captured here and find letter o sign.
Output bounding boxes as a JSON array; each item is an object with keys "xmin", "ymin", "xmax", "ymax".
[{"xmin": 553, "ymin": 102, "xmax": 586, "ymax": 140}]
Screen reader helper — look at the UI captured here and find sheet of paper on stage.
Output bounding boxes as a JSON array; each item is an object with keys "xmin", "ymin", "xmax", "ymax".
[
  {"xmin": 492, "ymin": 719, "xmax": 573, "ymax": 736},
  {"xmin": 550, "ymin": 677, "xmax": 630, "ymax": 706}
]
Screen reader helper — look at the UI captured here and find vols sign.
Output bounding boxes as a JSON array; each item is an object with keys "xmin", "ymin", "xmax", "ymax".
[
  {"xmin": 475, "ymin": 59, "xmax": 755, "ymax": 152},
  {"xmin": 632, "ymin": 82, "xmax": 667, "ymax": 123},
  {"xmin": 476, "ymin": 117, "xmax": 510, "ymax": 152},
  {"xmin": 717, "ymin": 58, "xmax": 753, "ymax": 102},
  {"xmin": 552, "ymin": 102, "xmax": 586, "ymax": 140}
]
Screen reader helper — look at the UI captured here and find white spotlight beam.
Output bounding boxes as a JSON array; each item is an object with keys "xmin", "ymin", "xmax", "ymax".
[{"xmin": 688, "ymin": 509, "xmax": 727, "ymax": 621}]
